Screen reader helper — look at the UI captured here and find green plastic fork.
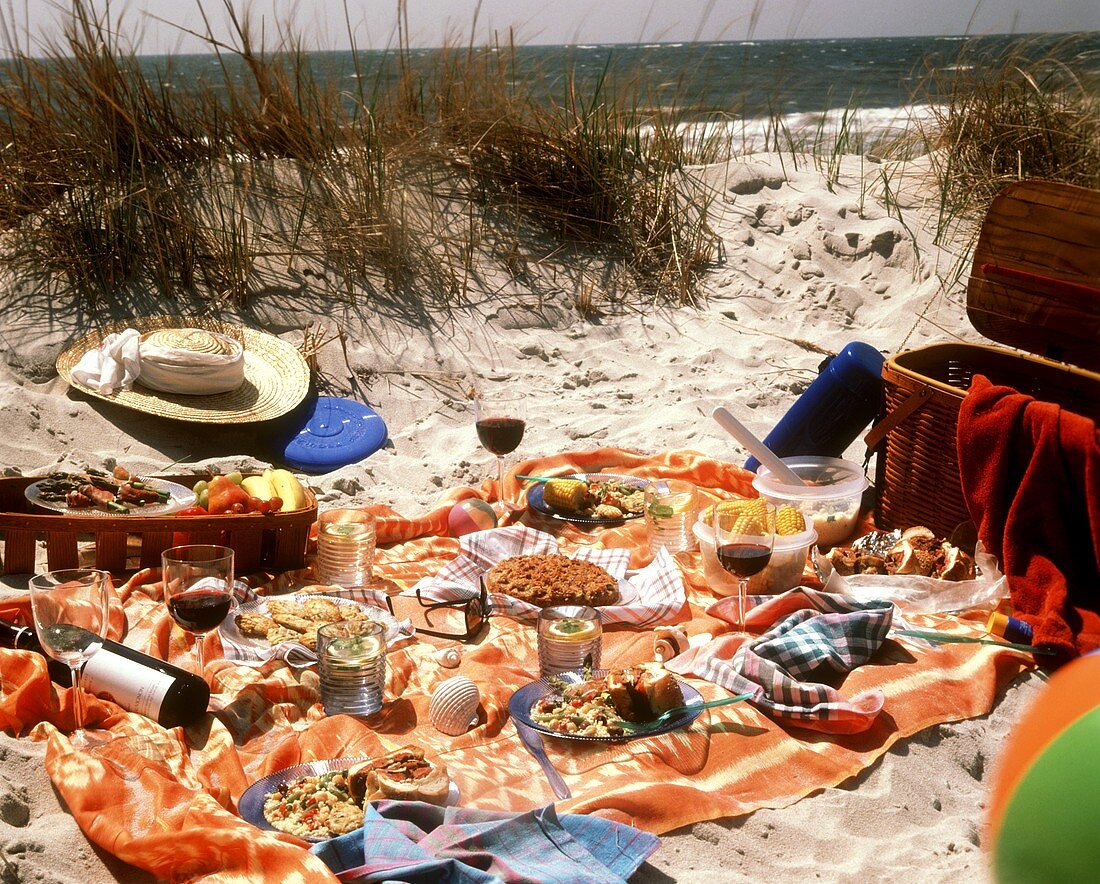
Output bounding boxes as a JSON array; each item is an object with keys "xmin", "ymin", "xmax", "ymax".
[{"xmin": 619, "ymin": 692, "xmax": 754, "ymax": 733}]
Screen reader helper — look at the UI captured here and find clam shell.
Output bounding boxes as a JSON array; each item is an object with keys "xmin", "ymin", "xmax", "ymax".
[{"xmin": 429, "ymin": 676, "xmax": 480, "ymax": 736}]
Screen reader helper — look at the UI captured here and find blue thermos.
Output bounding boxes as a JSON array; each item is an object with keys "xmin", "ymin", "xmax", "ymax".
[{"xmin": 744, "ymin": 341, "xmax": 886, "ymax": 471}]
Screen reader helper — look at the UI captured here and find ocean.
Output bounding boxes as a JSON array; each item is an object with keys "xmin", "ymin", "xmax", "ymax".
[{"xmin": 123, "ymin": 31, "xmax": 1100, "ymax": 148}]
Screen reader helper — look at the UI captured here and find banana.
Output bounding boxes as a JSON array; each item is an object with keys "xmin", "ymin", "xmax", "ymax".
[
  {"xmin": 241, "ymin": 475, "xmax": 276, "ymax": 501},
  {"xmin": 268, "ymin": 469, "xmax": 308, "ymax": 511}
]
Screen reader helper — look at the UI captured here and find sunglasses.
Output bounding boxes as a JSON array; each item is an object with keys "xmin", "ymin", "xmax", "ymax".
[{"xmin": 387, "ymin": 577, "xmax": 490, "ymax": 642}]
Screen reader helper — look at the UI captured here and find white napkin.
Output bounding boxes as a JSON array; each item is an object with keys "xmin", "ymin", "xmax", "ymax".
[
  {"xmin": 71, "ymin": 328, "xmax": 142, "ymax": 395},
  {"xmin": 138, "ymin": 333, "xmax": 245, "ymax": 395}
]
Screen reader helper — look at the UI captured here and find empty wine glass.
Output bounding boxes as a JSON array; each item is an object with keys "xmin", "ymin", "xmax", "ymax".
[
  {"xmin": 162, "ymin": 545, "xmax": 234, "ymax": 680},
  {"xmin": 474, "ymin": 389, "xmax": 527, "ymax": 513},
  {"xmin": 29, "ymin": 569, "xmax": 112, "ymax": 750},
  {"xmin": 712, "ymin": 502, "xmax": 776, "ymax": 631}
]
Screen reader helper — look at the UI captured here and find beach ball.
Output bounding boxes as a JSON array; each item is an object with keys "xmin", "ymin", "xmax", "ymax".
[
  {"xmin": 986, "ymin": 651, "xmax": 1100, "ymax": 882},
  {"xmin": 447, "ymin": 499, "xmax": 498, "ymax": 537}
]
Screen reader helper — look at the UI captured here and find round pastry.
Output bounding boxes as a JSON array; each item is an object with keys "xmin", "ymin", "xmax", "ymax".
[{"xmin": 485, "ymin": 554, "xmax": 619, "ymax": 608}]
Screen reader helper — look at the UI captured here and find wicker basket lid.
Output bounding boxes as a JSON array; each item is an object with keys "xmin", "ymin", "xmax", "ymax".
[
  {"xmin": 967, "ymin": 180, "xmax": 1100, "ymax": 374},
  {"xmin": 56, "ymin": 316, "xmax": 310, "ymax": 424}
]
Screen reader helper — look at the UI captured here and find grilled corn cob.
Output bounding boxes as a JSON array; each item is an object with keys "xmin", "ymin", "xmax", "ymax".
[
  {"xmin": 543, "ymin": 479, "xmax": 588, "ymax": 512},
  {"xmin": 775, "ymin": 506, "xmax": 806, "ymax": 536}
]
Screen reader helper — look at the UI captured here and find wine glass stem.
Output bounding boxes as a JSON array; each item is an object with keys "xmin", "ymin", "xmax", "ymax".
[
  {"xmin": 194, "ymin": 633, "xmax": 207, "ymax": 679},
  {"xmin": 738, "ymin": 578, "xmax": 748, "ymax": 631},
  {"xmin": 70, "ymin": 664, "xmax": 86, "ymax": 739},
  {"xmin": 496, "ymin": 455, "xmax": 507, "ymax": 506}
]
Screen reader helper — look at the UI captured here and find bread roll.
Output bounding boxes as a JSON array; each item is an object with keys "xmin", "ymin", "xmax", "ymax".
[
  {"xmin": 348, "ymin": 746, "xmax": 450, "ymax": 806},
  {"xmin": 605, "ymin": 666, "xmax": 683, "ymax": 722}
]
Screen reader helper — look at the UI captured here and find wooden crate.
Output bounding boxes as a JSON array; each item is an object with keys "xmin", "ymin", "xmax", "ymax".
[{"xmin": 0, "ymin": 474, "xmax": 316, "ymax": 575}]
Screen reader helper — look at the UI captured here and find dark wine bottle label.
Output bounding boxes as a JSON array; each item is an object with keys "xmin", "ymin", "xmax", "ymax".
[{"xmin": 81, "ymin": 649, "xmax": 174, "ymax": 720}]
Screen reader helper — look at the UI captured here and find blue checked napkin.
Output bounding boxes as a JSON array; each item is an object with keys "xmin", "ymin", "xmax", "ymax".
[
  {"xmin": 668, "ymin": 588, "xmax": 895, "ymax": 733},
  {"xmin": 310, "ymin": 801, "xmax": 659, "ymax": 883}
]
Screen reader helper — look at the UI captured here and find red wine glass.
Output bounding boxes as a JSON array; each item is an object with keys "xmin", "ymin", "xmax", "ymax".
[
  {"xmin": 474, "ymin": 390, "xmax": 527, "ymax": 513},
  {"xmin": 29, "ymin": 569, "xmax": 112, "ymax": 749},
  {"xmin": 712, "ymin": 502, "xmax": 776, "ymax": 631},
  {"xmin": 162, "ymin": 545, "xmax": 235, "ymax": 680}
]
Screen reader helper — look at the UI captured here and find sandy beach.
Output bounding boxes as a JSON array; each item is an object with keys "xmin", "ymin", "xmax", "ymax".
[{"xmin": 0, "ymin": 150, "xmax": 1039, "ymax": 882}]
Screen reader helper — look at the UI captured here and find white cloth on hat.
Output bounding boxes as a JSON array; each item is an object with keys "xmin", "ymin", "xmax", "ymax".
[
  {"xmin": 137, "ymin": 332, "xmax": 245, "ymax": 395},
  {"xmin": 70, "ymin": 328, "xmax": 142, "ymax": 395},
  {"xmin": 71, "ymin": 327, "xmax": 246, "ymax": 397}
]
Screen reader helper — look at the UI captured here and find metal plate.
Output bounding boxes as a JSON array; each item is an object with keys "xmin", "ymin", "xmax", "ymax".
[
  {"xmin": 25, "ymin": 476, "xmax": 195, "ymax": 517},
  {"xmin": 509, "ymin": 669, "xmax": 704, "ymax": 743}
]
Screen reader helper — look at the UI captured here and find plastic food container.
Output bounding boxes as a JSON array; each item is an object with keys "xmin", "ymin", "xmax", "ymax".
[
  {"xmin": 693, "ymin": 520, "xmax": 818, "ymax": 596},
  {"xmin": 752, "ymin": 456, "xmax": 867, "ymax": 548}
]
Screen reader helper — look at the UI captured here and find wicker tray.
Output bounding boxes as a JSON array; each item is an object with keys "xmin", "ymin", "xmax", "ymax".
[
  {"xmin": 0, "ymin": 474, "xmax": 316, "ymax": 575},
  {"xmin": 869, "ymin": 181, "xmax": 1100, "ymax": 538}
]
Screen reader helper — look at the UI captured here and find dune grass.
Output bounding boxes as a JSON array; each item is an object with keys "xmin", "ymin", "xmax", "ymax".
[
  {"xmin": 920, "ymin": 35, "xmax": 1100, "ymax": 246},
  {"xmin": 0, "ymin": 2, "xmax": 725, "ymax": 310}
]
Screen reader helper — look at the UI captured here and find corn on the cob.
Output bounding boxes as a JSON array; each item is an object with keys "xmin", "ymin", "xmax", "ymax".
[
  {"xmin": 776, "ymin": 506, "xmax": 806, "ymax": 535},
  {"xmin": 711, "ymin": 497, "xmax": 767, "ymax": 531},
  {"xmin": 543, "ymin": 479, "xmax": 588, "ymax": 512},
  {"xmin": 731, "ymin": 511, "xmax": 771, "ymax": 536}
]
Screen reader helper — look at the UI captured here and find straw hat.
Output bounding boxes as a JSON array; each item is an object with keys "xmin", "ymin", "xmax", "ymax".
[{"xmin": 56, "ymin": 316, "xmax": 310, "ymax": 424}]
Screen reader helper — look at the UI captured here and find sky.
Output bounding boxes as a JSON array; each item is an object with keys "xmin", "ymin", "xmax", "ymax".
[{"xmin": 6, "ymin": 0, "xmax": 1100, "ymax": 54}]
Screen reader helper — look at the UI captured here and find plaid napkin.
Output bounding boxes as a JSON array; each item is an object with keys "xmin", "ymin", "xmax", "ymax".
[
  {"xmin": 410, "ymin": 526, "xmax": 684, "ymax": 627},
  {"xmin": 311, "ymin": 801, "xmax": 659, "ymax": 884},
  {"xmin": 666, "ymin": 588, "xmax": 894, "ymax": 734}
]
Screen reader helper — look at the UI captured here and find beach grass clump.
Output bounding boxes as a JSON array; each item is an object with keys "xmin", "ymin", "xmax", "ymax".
[
  {"xmin": 0, "ymin": 2, "xmax": 726, "ymax": 310},
  {"xmin": 430, "ymin": 46, "xmax": 722, "ymax": 301},
  {"xmin": 922, "ymin": 35, "xmax": 1100, "ymax": 243}
]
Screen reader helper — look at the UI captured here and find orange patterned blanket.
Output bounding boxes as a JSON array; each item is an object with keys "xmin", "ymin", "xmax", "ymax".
[{"xmin": 0, "ymin": 449, "xmax": 1029, "ymax": 882}]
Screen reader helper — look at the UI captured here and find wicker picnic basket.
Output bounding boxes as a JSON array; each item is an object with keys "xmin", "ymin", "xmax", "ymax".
[
  {"xmin": 0, "ymin": 474, "xmax": 316, "ymax": 576},
  {"xmin": 868, "ymin": 180, "xmax": 1100, "ymax": 539}
]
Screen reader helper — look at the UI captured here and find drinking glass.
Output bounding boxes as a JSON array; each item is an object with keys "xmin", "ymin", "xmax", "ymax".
[
  {"xmin": 537, "ymin": 606, "xmax": 602, "ymax": 677},
  {"xmin": 712, "ymin": 502, "xmax": 776, "ymax": 631},
  {"xmin": 474, "ymin": 390, "xmax": 527, "ymax": 513},
  {"xmin": 316, "ymin": 509, "xmax": 377, "ymax": 587},
  {"xmin": 317, "ymin": 620, "xmax": 386, "ymax": 717},
  {"xmin": 644, "ymin": 479, "xmax": 699, "ymax": 555},
  {"xmin": 29, "ymin": 569, "xmax": 112, "ymax": 749},
  {"xmin": 162, "ymin": 545, "xmax": 234, "ymax": 680}
]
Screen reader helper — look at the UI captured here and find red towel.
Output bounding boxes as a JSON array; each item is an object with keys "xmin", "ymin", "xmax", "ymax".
[{"xmin": 958, "ymin": 375, "xmax": 1100, "ymax": 659}]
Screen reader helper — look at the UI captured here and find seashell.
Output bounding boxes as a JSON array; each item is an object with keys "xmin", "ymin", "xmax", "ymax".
[
  {"xmin": 435, "ymin": 647, "xmax": 462, "ymax": 669},
  {"xmin": 429, "ymin": 676, "xmax": 480, "ymax": 736}
]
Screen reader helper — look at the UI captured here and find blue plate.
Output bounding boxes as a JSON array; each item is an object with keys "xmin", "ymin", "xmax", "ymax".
[
  {"xmin": 509, "ymin": 669, "xmax": 704, "ymax": 743},
  {"xmin": 526, "ymin": 473, "xmax": 648, "ymax": 525},
  {"xmin": 283, "ymin": 396, "xmax": 388, "ymax": 473},
  {"xmin": 238, "ymin": 757, "xmax": 460, "ymax": 842}
]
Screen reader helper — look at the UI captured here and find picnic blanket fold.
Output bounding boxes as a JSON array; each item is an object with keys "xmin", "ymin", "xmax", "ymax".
[
  {"xmin": 668, "ymin": 588, "xmax": 894, "ymax": 733},
  {"xmin": 958, "ymin": 375, "xmax": 1100, "ymax": 658},
  {"xmin": 310, "ymin": 801, "xmax": 659, "ymax": 884}
]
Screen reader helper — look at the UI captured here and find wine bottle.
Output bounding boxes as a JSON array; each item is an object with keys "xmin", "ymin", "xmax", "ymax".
[{"xmin": 0, "ymin": 617, "xmax": 210, "ymax": 729}]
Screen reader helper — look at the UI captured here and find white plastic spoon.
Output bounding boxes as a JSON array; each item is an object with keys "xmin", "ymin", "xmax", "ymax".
[{"xmin": 711, "ymin": 406, "xmax": 807, "ymax": 486}]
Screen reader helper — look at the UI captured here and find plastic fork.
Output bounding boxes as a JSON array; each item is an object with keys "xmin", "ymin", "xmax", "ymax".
[{"xmin": 618, "ymin": 692, "xmax": 754, "ymax": 733}]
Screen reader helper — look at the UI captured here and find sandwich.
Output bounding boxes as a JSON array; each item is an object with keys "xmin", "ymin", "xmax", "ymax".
[
  {"xmin": 348, "ymin": 746, "xmax": 449, "ymax": 806},
  {"xmin": 604, "ymin": 666, "xmax": 683, "ymax": 722}
]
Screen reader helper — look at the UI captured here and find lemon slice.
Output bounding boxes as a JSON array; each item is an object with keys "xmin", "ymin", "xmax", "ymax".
[{"xmin": 546, "ymin": 618, "xmax": 599, "ymax": 642}]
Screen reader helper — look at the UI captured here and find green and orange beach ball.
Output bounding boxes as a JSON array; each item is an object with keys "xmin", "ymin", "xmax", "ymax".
[{"xmin": 986, "ymin": 651, "xmax": 1100, "ymax": 882}]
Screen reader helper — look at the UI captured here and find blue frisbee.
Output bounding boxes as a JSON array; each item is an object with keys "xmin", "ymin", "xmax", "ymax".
[{"xmin": 282, "ymin": 396, "xmax": 388, "ymax": 473}]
